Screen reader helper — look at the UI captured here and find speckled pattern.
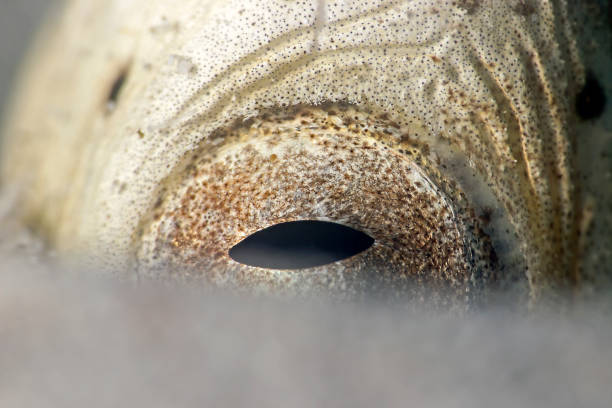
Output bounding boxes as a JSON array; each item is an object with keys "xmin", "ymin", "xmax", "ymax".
[
  {"xmin": 0, "ymin": 0, "xmax": 591, "ymax": 306},
  {"xmin": 135, "ymin": 105, "xmax": 500, "ymax": 307}
]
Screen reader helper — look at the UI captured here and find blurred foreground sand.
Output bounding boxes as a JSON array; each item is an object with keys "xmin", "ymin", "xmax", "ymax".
[{"xmin": 1, "ymin": 188, "xmax": 612, "ymax": 407}]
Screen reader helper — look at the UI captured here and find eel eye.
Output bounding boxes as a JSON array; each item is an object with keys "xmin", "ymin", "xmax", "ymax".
[
  {"xmin": 134, "ymin": 105, "xmax": 522, "ymax": 307},
  {"xmin": 229, "ymin": 220, "xmax": 374, "ymax": 270}
]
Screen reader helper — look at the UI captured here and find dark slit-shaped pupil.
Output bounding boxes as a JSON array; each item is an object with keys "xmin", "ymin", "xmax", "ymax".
[{"xmin": 229, "ymin": 220, "xmax": 374, "ymax": 269}]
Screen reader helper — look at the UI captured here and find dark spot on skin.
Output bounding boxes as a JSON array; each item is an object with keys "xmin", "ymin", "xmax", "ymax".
[
  {"xmin": 106, "ymin": 66, "xmax": 130, "ymax": 110},
  {"xmin": 479, "ymin": 207, "xmax": 493, "ymax": 226},
  {"xmin": 575, "ymin": 72, "xmax": 606, "ymax": 120},
  {"xmin": 456, "ymin": 0, "xmax": 481, "ymax": 15},
  {"xmin": 153, "ymin": 197, "xmax": 163, "ymax": 209},
  {"xmin": 513, "ymin": 0, "xmax": 536, "ymax": 17}
]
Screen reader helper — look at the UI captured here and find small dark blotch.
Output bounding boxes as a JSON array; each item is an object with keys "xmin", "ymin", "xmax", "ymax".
[
  {"xmin": 576, "ymin": 72, "xmax": 606, "ymax": 120},
  {"xmin": 479, "ymin": 207, "xmax": 493, "ymax": 226},
  {"xmin": 153, "ymin": 197, "xmax": 163, "ymax": 209},
  {"xmin": 106, "ymin": 66, "xmax": 130, "ymax": 112},
  {"xmin": 513, "ymin": 0, "xmax": 536, "ymax": 17},
  {"xmin": 457, "ymin": 0, "xmax": 481, "ymax": 15}
]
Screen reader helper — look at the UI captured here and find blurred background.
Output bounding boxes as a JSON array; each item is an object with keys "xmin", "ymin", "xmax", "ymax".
[{"xmin": 0, "ymin": 0, "xmax": 57, "ymax": 121}]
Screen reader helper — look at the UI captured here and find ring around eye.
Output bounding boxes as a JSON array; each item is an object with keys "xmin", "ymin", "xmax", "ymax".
[{"xmin": 134, "ymin": 105, "xmax": 510, "ymax": 306}]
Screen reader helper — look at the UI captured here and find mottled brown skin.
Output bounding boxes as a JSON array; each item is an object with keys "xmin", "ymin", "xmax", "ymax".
[{"xmin": 135, "ymin": 105, "xmax": 498, "ymax": 307}]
